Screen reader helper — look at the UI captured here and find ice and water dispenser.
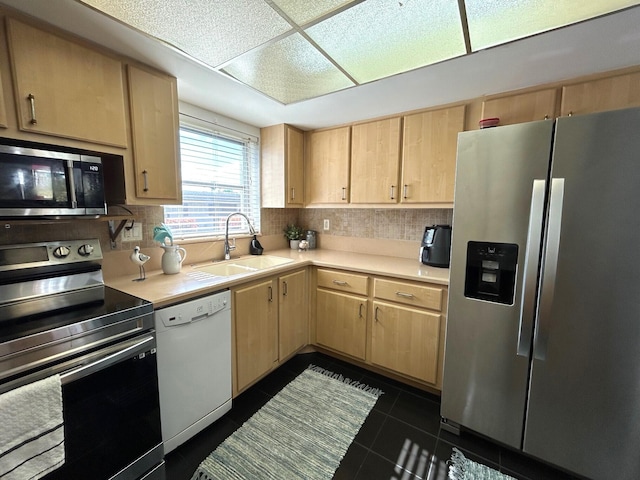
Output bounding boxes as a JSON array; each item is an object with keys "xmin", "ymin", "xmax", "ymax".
[{"xmin": 464, "ymin": 242, "xmax": 518, "ymax": 305}]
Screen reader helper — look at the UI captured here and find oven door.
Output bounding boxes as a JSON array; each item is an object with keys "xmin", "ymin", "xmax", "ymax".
[{"xmin": 2, "ymin": 333, "xmax": 164, "ymax": 480}]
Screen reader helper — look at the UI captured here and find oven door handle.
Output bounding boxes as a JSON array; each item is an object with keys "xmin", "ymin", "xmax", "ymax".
[{"xmin": 60, "ymin": 335, "xmax": 154, "ymax": 385}]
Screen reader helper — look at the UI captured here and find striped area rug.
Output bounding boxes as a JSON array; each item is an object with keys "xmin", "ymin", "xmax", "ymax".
[{"xmin": 191, "ymin": 365, "xmax": 383, "ymax": 480}]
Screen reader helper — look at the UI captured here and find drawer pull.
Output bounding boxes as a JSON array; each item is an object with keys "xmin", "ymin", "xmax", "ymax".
[
  {"xmin": 396, "ymin": 291, "xmax": 415, "ymax": 298},
  {"xmin": 341, "ymin": 187, "xmax": 347, "ymax": 201},
  {"xmin": 390, "ymin": 185, "xmax": 395, "ymax": 200},
  {"xmin": 403, "ymin": 184, "xmax": 408, "ymax": 199},
  {"xmin": 27, "ymin": 93, "xmax": 37, "ymax": 125},
  {"xmin": 332, "ymin": 280, "xmax": 348, "ymax": 286}
]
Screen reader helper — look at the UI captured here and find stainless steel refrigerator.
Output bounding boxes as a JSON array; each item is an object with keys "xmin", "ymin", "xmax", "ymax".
[{"xmin": 441, "ymin": 107, "xmax": 640, "ymax": 480}]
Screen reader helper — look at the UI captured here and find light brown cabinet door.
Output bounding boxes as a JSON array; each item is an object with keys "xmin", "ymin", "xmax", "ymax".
[
  {"xmin": 350, "ymin": 117, "xmax": 401, "ymax": 203},
  {"xmin": 261, "ymin": 124, "xmax": 304, "ymax": 208},
  {"xmin": 0, "ymin": 71, "xmax": 7, "ymax": 129},
  {"xmin": 316, "ymin": 289, "xmax": 367, "ymax": 360},
  {"xmin": 482, "ymin": 88, "xmax": 558, "ymax": 126},
  {"xmin": 371, "ymin": 301, "xmax": 441, "ymax": 384},
  {"xmin": 127, "ymin": 64, "xmax": 181, "ymax": 202},
  {"xmin": 401, "ymin": 105, "xmax": 465, "ymax": 204},
  {"xmin": 234, "ymin": 278, "xmax": 278, "ymax": 392},
  {"xmin": 286, "ymin": 127, "xmax": 305, "ymax": 207},
  {"xmin": 306, "ymin": 126, "xmax": 351, "ymax": 204},
  {"xmin": 6, "ymin": 18, "xmax": 127, "ymax": 147},
  {"xmin": 561, "ymin": 71, "xmax": 640, "ymax": 117},
  {"xmin": 279, "ymin": 269, "xmax": 308, "ymax": 359}
]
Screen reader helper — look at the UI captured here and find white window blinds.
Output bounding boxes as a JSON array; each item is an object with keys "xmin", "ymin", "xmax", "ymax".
[{"xmin": 164, "ymin": 125, "xmax": 260, "ymax": 238}]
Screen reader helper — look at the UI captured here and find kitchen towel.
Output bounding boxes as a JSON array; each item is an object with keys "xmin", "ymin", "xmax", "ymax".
[{"xmin": 0, "ymin": 375, "xmax": 65, "ymax": 480}]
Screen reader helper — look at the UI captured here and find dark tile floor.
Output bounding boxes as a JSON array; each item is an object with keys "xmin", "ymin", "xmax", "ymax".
[{"xmin": 165, "ymin": 352, "xmax": 582, "ymax": 480}]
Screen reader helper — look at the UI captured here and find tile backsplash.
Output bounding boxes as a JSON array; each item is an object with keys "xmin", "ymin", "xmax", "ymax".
[
  {"xmin": 299, "ymin": 208, "xmax": 453, "ymax": 242},
  {"xmin": 0, "ymin": 206, "xmax": 452, "ymax": 249}
]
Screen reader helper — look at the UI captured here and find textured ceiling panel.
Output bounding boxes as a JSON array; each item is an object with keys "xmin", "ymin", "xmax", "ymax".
[
  {"xmin": 465, "ymin": 0, "xmax": 640, "ymax": 51},
  {"xmin": 79, "ymin": 0, "xmax": 292, "ymax": 66},
  {"xmin": 305, "ymin": 0, "xmax": 466, "ymax": 84},
  {"xmin": 270, "ymin": 0, "xmax": 356, "ymax": 25},
  {"xmin": 223, "ymin": 33, "xmax": 355, "ymax": 104}
]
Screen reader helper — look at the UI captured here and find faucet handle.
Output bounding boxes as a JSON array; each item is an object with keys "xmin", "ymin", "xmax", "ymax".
[{"xmin": 229, "ymin": 238, "xmax": 236, "ymax": 251}]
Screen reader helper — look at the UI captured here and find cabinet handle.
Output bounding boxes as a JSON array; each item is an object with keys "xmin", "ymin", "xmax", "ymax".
[
  {"xmin": 544, "ymin": 114, "xmax": 549, "ymax": 120},
  {"xmin": 268, "ymin": 286, "xmax": 273, "ymax": 302},
  {"xmin": 396, "ymin": 291, "xmax": 414, "ymax": 298},
  {"xmin": 142, "ymin": 170, "xmax": 149, "ymax": 192},
  {"xmin": 568, "ymin": 111, "xmax": 573, "ymax": 117},
  {"xmin": 358, "ymin": 303, "xmax": 364, "ymax": 318},
  {"xmin": 341, "ymin": 187, "xmax": 347, "ymax": 201},
  {"xmin": 27, "ymin": 93, "xmax": 37, "ymax": 125},
  {"xmin": 290, "ymin": 187, "xmax": 295, "ymax": 200},
  {"xmin": 282, "ymin": 281, "xmax": 288, "ymax": 297},
  {"xmin": 332, "ymin": 280, "xmax": 348, "ymax": 286},
  {"xmin": 390, "ymin": 185, "xmax": 395, "ymax": 200},
  {"xmin": 375, "ymin": 306, "xmax": 380, "ymax": 322},
  {"xmin": 403, "ymin": 184, "xmax": 408, "ymax": 199}
]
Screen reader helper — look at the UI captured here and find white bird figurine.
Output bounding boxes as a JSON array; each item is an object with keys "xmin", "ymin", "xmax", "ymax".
[{"xmin": 130, "ymin": 246, "xmax": 151, "ymax": 281}]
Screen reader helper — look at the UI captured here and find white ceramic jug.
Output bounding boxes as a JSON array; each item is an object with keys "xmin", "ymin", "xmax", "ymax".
[{"xmin": 161, "ymin": 245, "xmax": 187, "ymax": 274}]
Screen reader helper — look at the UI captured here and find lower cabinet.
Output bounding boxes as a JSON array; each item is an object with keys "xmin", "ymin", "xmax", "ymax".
[
  {"xmin": 316, "ymin": 289, "xmax": 367, "ymax": 361},
  {"xmin": 278, "ymin": 269, "xmax": 309, "ymax": 360},
  {"xmin": 233, "ymin": 277, "xmax": 278, "ymax": 394},
  {"xmin": 371, "ymin": 301, "xmax": 441, "ymax": 385},
  {"xmin": 313, "ymin": 268, "xmax": 448, "ymax": 390},
  {"xmin": 233, "ymin": 268, "xmax": 308, "ymax": 395}
]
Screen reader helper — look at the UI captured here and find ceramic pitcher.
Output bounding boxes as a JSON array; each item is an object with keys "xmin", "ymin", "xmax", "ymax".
[{"xmin": 161, "ymin": 245, "xmax": 187, "ymax": 274}]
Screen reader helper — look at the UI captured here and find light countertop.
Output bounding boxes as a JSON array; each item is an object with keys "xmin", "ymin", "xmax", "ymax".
[{"xmin": 106, "ymin": 248, "xmax": 450, "ymax": 308}]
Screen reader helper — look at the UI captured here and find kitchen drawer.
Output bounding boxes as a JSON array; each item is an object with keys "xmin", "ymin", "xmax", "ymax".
[
  {"xmin": 317, "ymin": 269, "xmax": 368, "ymax": 296},
  {"xmin": 373, "ymin": 278, "xmax": 443, "ymax": 311}
]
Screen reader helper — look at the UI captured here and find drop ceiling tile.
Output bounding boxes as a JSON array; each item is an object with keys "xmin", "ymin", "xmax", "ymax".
[
  {"xmin": 305, "ymin": 0, "xmax": 466, "ymax": 84},
  {"xmin": 270, "ymin": 0, "xmax": 356, "ymax": 25},
  {"xmin": 79, "ymin": 0, "xmax": 292, "ymax": 66},
  {"xmin": 222, "ymin": 33, "xmax": 355, "ymax": 104},
  {"xmin": 465, "ymin": 0, "xmax": 640, "ymax": 51}
]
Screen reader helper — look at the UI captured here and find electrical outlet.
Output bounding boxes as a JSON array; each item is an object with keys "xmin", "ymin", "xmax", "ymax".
[
  {"xmin": 121, "ymin": 223, "xmax": 143, "ymax": 242},
  {"xmin": 323, "ymin": 219, "xmax": 330, "ymax": 231}
]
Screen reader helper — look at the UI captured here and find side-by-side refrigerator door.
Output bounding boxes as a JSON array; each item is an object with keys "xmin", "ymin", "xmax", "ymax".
[
  {"xmin": 441, "ymin": 120, "xmax": 553, "ymax": 449},
  {"xmin": 524, "ymin": 108, "xmax": 640, "ymax": 480}
]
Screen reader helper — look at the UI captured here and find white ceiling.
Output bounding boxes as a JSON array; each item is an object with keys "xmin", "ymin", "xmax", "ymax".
[{"xmin": 2, "ymin": 0, "xmax": 640, "ymax": 131}]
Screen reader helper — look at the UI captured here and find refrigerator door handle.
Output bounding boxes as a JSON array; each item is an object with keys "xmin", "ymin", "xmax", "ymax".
[
  {"xmin": 534, "ymin": 178, "xmax": 565, "ymax": 361},
  {"xmin": 517, "ymin": 179, "xmax": 546, "ymax": 357}
]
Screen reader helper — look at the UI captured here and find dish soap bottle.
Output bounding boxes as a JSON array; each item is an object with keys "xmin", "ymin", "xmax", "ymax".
[{"xmin": 249, "ymin": 235, "xmax": 263, "ymax": 255}]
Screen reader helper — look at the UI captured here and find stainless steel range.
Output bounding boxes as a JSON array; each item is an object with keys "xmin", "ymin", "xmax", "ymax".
[{"xmin": 0, "ymin": 239, "xmax": 164, "ymax": 480}]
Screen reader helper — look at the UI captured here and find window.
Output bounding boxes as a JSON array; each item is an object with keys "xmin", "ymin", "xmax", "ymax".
[{"xmin": 164, "ymin": 125, "xmax": 260, "ymax": 238}]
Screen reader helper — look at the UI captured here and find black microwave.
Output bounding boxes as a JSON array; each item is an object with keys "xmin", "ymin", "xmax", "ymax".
[{"xmin": 0, "ymin": 143, "xmax": 107, "ymax": 218}]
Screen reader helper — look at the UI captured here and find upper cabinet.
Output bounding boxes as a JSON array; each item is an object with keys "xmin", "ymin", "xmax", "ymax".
[
  {"xmin": 126, "ymin": 64, "xmax": 181, "ymax": 204},
  {"xmin": 482, "ymin": 88, "xmax": 558, "ymax": 126},
  {"xmin": 401, "ymin": 105, "xmax": 465, "ymax": 204},
  {"xmin": 261, "ymin": 124, "xmax": 304, "ymax": 208},
  {"xmin": 350, "ymin": 117, "xmax": 401, "ymax": 204},
  {"xmin": 5, "ymin": 18, "xmax": 127, "ymax": 147},
  {"xmin": 306, "ymin": 126, "xmax": 351, "ymax": 205},
  {"xmin": 561, "ymin": 71, "xmax": 640, "ymax": 117}
]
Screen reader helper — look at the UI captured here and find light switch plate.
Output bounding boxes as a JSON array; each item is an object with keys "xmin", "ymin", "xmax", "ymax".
[
  {"xmin": 323, "ymin": 219, "xmax": 330, "ymax": 231},
  {"xmin": 121, "ymin": 222, "xmax": 143, "ymax": 241}
]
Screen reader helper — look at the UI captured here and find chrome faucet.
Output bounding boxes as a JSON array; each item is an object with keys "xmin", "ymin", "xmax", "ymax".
[{"xmin": 224, "ymin": 212, "xmax": 256, "ymax": 260}]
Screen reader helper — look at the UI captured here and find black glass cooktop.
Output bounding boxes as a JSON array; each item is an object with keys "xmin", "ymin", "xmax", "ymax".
[{"xmin": 0, "ymin": 286, "xmax": 152, "ymax": 346}]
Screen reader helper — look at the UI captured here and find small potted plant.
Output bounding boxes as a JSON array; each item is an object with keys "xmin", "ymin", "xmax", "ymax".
[{"xmin": 283, "ymin": 224, "xmax": 304, "ymax": 249}]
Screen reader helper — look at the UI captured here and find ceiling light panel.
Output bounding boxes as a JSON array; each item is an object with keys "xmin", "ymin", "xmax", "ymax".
[
  {"xmin": 304, "ymin": 0, "xmax": 466, "ymax": 84},
  {"xmin": 270, "ymin": 0, "xmax": 356, "ymax": 25},
  {"xmin": 78, "ymin": 0, "xmax": 292, "ymax": 67},
  {"xmin": 222, "ymin": 33, "xmax": 355, "ymax": 104},
  {"xmin": 465, "ymin": 0, "xmax": 640, "ymax": 51}
]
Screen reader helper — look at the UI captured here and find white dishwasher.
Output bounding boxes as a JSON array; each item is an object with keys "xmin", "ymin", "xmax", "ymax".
[{"xmin": 155, "ymin": 289, "xmax": 232, "ymax": 454}]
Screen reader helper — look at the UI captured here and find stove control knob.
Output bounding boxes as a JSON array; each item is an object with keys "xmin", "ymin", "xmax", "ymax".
[
  {"xmin": 78, "ymin": 244, "xmax": 95, "ymax": 256},
  {"xmin": 53, "ymin": 246, "xmax": 71, "ymax": 258}
]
